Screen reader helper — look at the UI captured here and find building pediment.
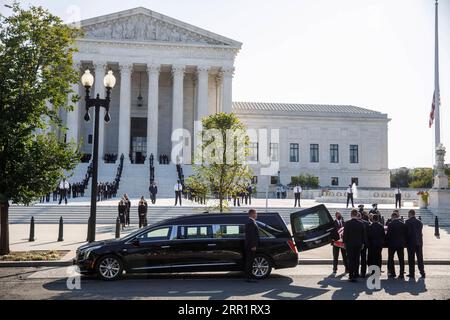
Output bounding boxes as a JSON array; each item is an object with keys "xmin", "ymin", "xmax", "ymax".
[{"xmin": 79, "ymin": 7, "xmax": 242, "ymax": 48}]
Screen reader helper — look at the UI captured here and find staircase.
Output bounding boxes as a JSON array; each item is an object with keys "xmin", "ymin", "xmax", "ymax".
[
  {"xmin": 118, "ymin": 163, "xmax": 150, "ymax": 197},
  {"xmin": 8, "ymin": 203, "xmax": 449, "ymax": 227},
  {"xmin": 153, "ymin": 164, "xmax": 193, "ymax": 197}
]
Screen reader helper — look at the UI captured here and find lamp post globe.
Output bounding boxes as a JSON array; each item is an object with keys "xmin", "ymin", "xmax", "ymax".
[{"xmin": 81, "ymin": 69, "xmax": 94, "ymax": 88}]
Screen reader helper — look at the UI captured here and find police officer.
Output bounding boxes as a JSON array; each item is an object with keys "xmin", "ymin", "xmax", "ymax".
[
  {"xmin": 58, "ymin": 179, "xmax": 69, "ymax": 205},
  {"xmin": 174, "ymin": 180, "xmax": 183, "ymax": 206},
  {"xmin": 346, "ymin": 184, "xmax": 354, "ymax": 208},
  {"xmin": 395, "ymin": 186, "xmax": 402, "ymax": 209},
  {"xmin": 293, "ymin": 184, "xmax": 302, "ymax": 208}
]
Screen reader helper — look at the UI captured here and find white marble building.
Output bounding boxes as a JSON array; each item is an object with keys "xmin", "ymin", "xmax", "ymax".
[{"xmin": 63, "ymin": 7, "xmax": 390, "ymax": 195}]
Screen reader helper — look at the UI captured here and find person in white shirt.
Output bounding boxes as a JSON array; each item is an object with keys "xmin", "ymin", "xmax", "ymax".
[
  {"xmin": 346, "ymin": 185, "xmax": 354, "ymax": 208},
  {"xmin": 395, "ymin": 186, "xmax": 402, "ymax": 209},
  {"xmin": 174, "ymin": 180, "xmax": 183, "ymax": 206},
  {"xmin": 293, "ymin": 184, "xmax": 302, "ymax": 208},
  {"xmin": 58, "ymin": 178, "xmax": 70, "ymax": 205}
]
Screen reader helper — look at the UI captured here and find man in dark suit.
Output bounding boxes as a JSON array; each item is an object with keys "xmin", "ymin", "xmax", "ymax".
[
  {"xmin": 244, "ymin": 209, "xmax": 260, "ymax": 282},
  {"xmin": 149, "ymin": 182, "xmax": 158, "ymax": 204},
  {"xmin": 386, "ymin": 210, "xmax": 407, "ymax": 279},
  {"xmin": 358, "ymin": 212, "xmax": 370, "ymax": 277},
  {"xmin": 343, "ymin": 209, "xmax": 366, "ymax": 282},
  {"xmin": 405, "ymin": 209, "xmax": 425, "ymax": 278},
  {"xmin": 368, "ymin": 214, "xmax": 385, "ymax": 270},
  {"xmin": 332, "ymin": 211, "xmax": 348, "ymax": 274}
]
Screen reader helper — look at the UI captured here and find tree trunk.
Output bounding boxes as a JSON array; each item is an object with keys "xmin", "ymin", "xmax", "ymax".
[
  {"xmin": 219, "ymin": 195, "xmax": 223, "ymax": 213},
  {"xmin": 0, "ymin": 199, "xmax": 10, "ymax": 255}
]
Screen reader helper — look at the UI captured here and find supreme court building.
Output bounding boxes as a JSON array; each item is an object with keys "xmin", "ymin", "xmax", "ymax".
[{"xmin": 64, "ymin": 7, "xmax": 390, "ymax": 193}]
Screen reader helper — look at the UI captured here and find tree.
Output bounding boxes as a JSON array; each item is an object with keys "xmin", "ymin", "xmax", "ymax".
[
  {"xmin": 193, "ymin": 113, "xmax": 253, "ymax": 212},
  {"xmin": 289, "ymin": 174, "xmax": 319, "ymax": 189},
  {"xmin": 409, "ymin": 168, "xmax": 433, "ymax": 189},
  {"xmin": 0, "ymin": 3, "xmax": 82, "ymax": 255},
  {"xmin": 390, "ymin": 167, "xmax": 411, "ymax": 187}
]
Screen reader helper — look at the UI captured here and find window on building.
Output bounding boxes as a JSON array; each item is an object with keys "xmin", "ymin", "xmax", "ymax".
[
  {"xmin": 331, "ymin": 177, "xmax": 339, "ymax": 186},
  {"xmin": 248, "ymin": 142, "xmax": 258, "ymax": 162},
  {"xmin": 330, "ymin": 144, "xmax": 339, "ymax": 163},
  {"xmin": 350, "ymin": 145, "xmax": 359, "ymax": 163},
  {"xmin": 270, "ymin": 176, "xmax": 278, "ymax": 185},
  {"xmin": 290, "ymin": 143, "xmax": 299, "ymax": 162},
  {"xmin": 310, "ymin": 144, "xmax": 319, "ymax": 163},
  {"xmin": 88, "ymin": 134, "xmax": 93, "ymax": 144},
  {"xmin": 351, "ymin": 177, "xmax": 359, "ymax": 186},
  {"xmin": 270, "ymin": 143, "xmax": 279, "ymax": 161}
]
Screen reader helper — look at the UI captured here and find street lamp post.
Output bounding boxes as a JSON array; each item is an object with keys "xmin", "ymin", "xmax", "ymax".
[{"xmin": 81, "ymin": 69, "xmax": 116, "ymax": 243}]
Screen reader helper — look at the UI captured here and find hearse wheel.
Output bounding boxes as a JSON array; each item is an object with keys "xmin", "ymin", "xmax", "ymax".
[
  {"xmin": 96, "ymin": 255, "xmax": 123, "ymax": 281},
  {"xmin": 251, "ymin": 254, "xmax": 272, "ymax": 279}
]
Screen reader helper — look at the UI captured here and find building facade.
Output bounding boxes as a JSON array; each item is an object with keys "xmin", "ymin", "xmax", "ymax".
[{"xmin": 64, "ymin": 7, "xmax": 390, "ymax": 193}]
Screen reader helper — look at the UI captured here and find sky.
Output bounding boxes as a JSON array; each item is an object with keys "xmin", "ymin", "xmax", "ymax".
[{"xmin": 1, "ymin": 0, "xmax": 449, "ymax": 169}]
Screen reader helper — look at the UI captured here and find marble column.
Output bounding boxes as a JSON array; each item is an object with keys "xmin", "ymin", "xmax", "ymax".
[
  {"xmin": 196, "ymin": 66, "xmax": 210, "ymax": 121},
  {"xmin": 221, "ymin": 67, "xmax": 234, "ymax": 114},
  {"xmin": 118, "ymin": 63, "xmax": 133, "ymax": 163},
  {"xmin": 146, "ymin": 64, "xmax": 160, "ymax": 162},
  {"xmin": 66, "ymin": 62, "xmax": 81, "ymax": 143},
  {"xmin": 93, "ymin": 62, "xmax": 107, "ymax": 160},
  {"xmin": 171, "ymin": 65, "xmax": 185, "ymax": 159}
]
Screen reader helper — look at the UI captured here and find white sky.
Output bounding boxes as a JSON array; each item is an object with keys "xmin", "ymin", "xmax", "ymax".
[{"xmin": 1, "ymin": 0, "xmax": 449, "ymax": 169}]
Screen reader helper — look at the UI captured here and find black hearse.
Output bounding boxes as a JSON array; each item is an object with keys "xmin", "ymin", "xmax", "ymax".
[{"xmin": 74, "ymin": 205, "xmax": 335, "ymax": 280}]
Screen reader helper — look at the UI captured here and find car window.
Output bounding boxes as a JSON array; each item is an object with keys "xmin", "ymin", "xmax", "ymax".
[
  {"xmin": 215, "ymin": 224, "xmax": 272, "ymax": 238},
  {"xmin": 215, "ymin": 225, "xmax": 244, "ymax": 238},
  {"xmin": 293, "ymin": 207, "xmax": 332, "ymax": 233},
  {"xmin": 138, "ymin": 227, "xmax": 171, "ymax": 241},
  {"xmin": 178, "ymin": 226, "xmax": 213, "ymax": 239}
]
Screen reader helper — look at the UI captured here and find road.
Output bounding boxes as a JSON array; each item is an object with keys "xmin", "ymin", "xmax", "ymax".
[{"xmin": 1, "ymin": 265, "xmax": 450, "ymax": 300}]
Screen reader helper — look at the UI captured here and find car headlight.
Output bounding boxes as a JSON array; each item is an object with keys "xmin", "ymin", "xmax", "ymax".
[{"xmin": 83, "ymin": 245, "xmax": 102, "ymax": 259}]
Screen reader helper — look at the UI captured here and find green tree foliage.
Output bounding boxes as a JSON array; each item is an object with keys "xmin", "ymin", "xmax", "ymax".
[
  {"xmin": 193, "ymin": 113, "xmax": 253, "ymax": 212},
  {"xmin": 184, "ymin": 174, "xmax": 208, "ymax": 202},
  {"xmin": 0, "ymin": 3, "xmax": 82, "ymax": 254},
  {"xmin": 289, "ymin": 174, "xmax": 319, "ymax": 189},
  {"xmin": 390, "ymin": 167, "xmax": 411, "ymax": 187},
  {"xmin": 409, "ymin": 168, "xmax": 434, "ymax": 189}
]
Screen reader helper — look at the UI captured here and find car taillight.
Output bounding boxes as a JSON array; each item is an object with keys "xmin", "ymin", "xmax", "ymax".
[{"xmin": 287, "ymin": 240, "xmax": 298, "ymax": 253}]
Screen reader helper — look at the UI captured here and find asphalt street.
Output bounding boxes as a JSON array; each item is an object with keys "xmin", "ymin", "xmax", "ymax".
[{"xmin": 1, "ymin": 265, "xmax": 449, "ymax": 300}]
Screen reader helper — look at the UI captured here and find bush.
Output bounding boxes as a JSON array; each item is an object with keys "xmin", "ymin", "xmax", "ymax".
[{"xmin": 289, "ymin": 174, "xmax": 319, "ymax": 189}]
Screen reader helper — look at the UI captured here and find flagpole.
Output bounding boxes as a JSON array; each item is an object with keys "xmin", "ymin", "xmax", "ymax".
[{"xmin": 434, "ymin": 0, "xmax": 441, "ymax": 147}]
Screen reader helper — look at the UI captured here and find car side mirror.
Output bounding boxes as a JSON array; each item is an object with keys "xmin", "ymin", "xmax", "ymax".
[{"xmin": 131, "ymin": 238, "xmax": 141, "ymax": 247}]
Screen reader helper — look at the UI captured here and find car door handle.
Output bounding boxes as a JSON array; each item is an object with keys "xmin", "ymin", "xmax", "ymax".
[
  {"xmin": 160, "ymin": 245, "xmax": 171, "ymax": 249},
  {"xmin": 207, "ymin": 243, "xmax": 217, "ymax": 247}
]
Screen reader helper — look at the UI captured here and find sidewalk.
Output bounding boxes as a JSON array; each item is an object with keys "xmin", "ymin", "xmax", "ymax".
[{"xmin": 5, "ymin": 223, "xmax": 450, "ymax": 263}]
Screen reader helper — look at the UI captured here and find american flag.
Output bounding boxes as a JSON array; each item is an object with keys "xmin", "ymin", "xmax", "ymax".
[
  {"xmin": 333, "ymin": 227, "xmax": 345, "ymax": 248},
  {"xmin": 429, "ymin": 90, "xmax": 440, "ymax": 128}
]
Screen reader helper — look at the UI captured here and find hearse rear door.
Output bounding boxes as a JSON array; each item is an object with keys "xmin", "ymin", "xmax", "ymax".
[{"xmin": 290, "ymin": 204, "xmax": 335, "ymax": 252}]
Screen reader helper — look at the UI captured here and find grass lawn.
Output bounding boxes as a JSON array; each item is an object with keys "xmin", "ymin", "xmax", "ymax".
[{"xmin": 0, "ymin": 250, "xmax": 69, "ymax": 261}]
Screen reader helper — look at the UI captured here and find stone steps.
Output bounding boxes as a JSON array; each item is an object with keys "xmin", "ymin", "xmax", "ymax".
[{"xmin": 8, "ymin": 204, "xmax": 447, "ymax": 226}]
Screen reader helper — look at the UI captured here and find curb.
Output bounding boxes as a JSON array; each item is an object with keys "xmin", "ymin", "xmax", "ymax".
[
  {"xmin": 0, "ymin": 260, "xmax": 73, "ymax": 268},
  {"xmin": 298, "ymin": 259, "xmax": 450, "ymax": 265}
]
